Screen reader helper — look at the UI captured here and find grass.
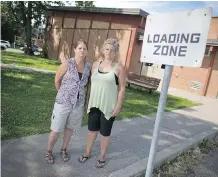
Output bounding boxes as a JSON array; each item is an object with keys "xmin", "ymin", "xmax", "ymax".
[
  {"xmin": 1, "ymin": 69, "xmax": 56, "ymax": 140},
  {"xmin": 1, "ymin": 68, "xmax": 197, "ymax": 140},
  {"xmin": 1, "ymin": 51, "xmax": 60, "ymax": 71},
  {"xmin": 153, "ymin": 135, "xmax": 218, "ymax": 177}
]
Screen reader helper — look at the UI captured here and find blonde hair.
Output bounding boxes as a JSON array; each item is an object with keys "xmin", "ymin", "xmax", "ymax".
[{"xmin": 98, "ymin": 38, "xmax": 119, "ymax": 60}]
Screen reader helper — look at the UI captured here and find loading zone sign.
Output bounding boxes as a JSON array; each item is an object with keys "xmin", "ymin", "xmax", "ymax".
[{"xmin": 140, "ymin": 8, "xmax": 212, "ymax": 67}]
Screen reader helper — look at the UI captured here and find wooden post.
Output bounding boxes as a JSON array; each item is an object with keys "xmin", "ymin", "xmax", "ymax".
[{"xmin": 125, "ymin": 28, "xmax": 137, "ymax": 72}]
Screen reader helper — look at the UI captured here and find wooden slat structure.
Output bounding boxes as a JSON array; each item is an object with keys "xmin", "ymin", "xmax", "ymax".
[{"xmin": 126, "ymin": 72, "xmax": 161, "ymax": 94}]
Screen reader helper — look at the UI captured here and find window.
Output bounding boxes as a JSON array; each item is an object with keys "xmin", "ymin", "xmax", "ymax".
[{"xmin": 204, "ymin": 46, "xmax": 210, "ymax": 56}]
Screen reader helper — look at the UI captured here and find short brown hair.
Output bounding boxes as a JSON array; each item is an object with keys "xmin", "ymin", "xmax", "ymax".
[{"xmin": 74, "ymin": 39, "xmax": 88, "ymax": 50}]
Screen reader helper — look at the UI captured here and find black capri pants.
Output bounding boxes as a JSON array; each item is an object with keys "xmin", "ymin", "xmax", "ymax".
[{"xmin": 88, "ymin": 107, "xmax": 115, "ymax": 136}]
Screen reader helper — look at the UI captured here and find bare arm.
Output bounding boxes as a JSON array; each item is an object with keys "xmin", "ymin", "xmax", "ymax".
[
  {"xmin": 116, "ymin": 64, "xmax": 126, "ymax": 109},
  {"xmin": 55, "ymin": 62, "xmax": 68, "ymax": 90},
  {"xmin": 112, "ymin": 64, "xmax": 126, "ymax": 117}
]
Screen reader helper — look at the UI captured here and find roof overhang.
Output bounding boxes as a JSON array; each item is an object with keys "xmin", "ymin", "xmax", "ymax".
[
  {"xmin": 207, "ymin": 39, "xmax": 218, "ymax": 46},
  {"xmin": 46, "ymin": 6, "xmax": 149, "ymax": 17}
]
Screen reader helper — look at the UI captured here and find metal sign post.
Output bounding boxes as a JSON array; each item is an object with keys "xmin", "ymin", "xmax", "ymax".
[
  {"xmin": 139, "ymin": 8, "xmax": 212, "ymax": 177},
  {"xmin": 145, "ymin": 65, "xmax": 173, "ymax": 177}
]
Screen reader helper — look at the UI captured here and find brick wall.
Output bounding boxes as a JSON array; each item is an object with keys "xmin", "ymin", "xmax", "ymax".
[
  {"xmin": 170, "ymin": 59, "xmax": 210, "ymax": 95},
  {"xmin": 170, "ymin": 49, "xmax": 218, "ymax": 98},
  {"xmin": 208, "ymin": 17, "xmax": 218, "ymax": 39},
  {"xmin": 169, "ymin": 17, "xmax": 218, "ymax": 98}
]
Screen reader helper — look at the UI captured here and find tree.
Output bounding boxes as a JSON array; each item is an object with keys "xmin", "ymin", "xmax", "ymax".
[
  {"xmin": 1, "ymin": 2, "xmax": 23, "ymax": 43},
  {"xmin": 1, "ymin": 1, "xmax": 64, "ymax": 55},
  {"xmin": 75, "ymin": 1, "xmax": 95, "ymax": 7},
  {"xmin": 1, "ymin": 1, "xmax": 95, "ymax": 55}
]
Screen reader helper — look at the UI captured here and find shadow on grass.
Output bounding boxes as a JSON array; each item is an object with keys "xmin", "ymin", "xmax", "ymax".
[
  {"xmin": 1, "ymin": 69, "xmax": 56, "ymax": 140},
  {"xmin": 1, "ymin": 51, "xmax": 60, "ymax": 70},
  {"xmin": 2, "ymin": 68, "xmax": 197, "ymax": 140},
  {"xmin": 117, "ymin": 86, "xmax": 197, "ymax": 120},
  {"xmin": 2, "ymin": 51, "xmax": 44, "ymax": 60}
]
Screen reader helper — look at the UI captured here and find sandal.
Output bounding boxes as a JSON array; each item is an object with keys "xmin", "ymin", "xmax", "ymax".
[
  {"xmin": 78, "ymin": 155, "xmax": 89, "ymax": 163},
  {"xmin": 96, "ymin": 160, "xmax": 106, "ymax": 168},
  {"xmin": 45, "ymin": 150, "xmax": 54, "ymax": 164},
  {"xmin": 60, "ymin": 148, "xmax": 69, "ymax": 162}
]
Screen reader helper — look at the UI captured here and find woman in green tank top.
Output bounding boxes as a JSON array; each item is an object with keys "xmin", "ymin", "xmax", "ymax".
[{"xmin": 78, "ymin": 38, "xmax": 126, "ymax": 168}]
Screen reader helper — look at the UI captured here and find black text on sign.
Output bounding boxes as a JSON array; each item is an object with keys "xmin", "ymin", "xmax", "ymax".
[{"xmin": 147, "ymin": 33, "xmax": 201, "ymax": 57}]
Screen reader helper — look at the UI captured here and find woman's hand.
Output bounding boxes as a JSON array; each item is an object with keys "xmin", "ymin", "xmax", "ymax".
[
  {"xmin": 112, "ymin": 105, "xmax": 121, "ymax": 117},
  {"xmin": 111, "ymin": 64, "xmax": 126, "ymax": 117}
]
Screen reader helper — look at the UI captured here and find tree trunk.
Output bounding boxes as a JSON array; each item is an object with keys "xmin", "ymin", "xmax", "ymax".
[
  {"xmin": 42, "ymin": 16, "xmax": 50, "ymax": 58},
  {"xmin": 25, "ymin": 1, "xmax": 33, "ymax": 55}
]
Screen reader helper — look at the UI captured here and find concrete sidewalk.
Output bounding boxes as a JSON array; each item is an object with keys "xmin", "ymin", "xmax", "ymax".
[{"xmin": 2, "ymin": 94, "xmax": 218, "ymax": 177}]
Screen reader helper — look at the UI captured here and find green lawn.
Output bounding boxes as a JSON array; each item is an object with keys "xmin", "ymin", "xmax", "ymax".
[
  {"xmin": 1, "ymin": 69, "xmax": 197, "ymax": 140},
  {"xmin": 1, "ymin": 51, "xmax": 60, "ymax": 71}
]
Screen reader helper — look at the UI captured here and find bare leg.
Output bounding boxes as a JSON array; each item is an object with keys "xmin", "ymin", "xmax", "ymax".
[
  {"xmin": 85, "ymin": 131, "xmax": 98, "ymax": 156},
  {"xmin": 60, "ymin": 127, "xmax": 73, "ymax": 162},
  {"xmin": 78, "ymin": 130, "xmax": 98, "ymax": 163},
  {"xmin": 47, "ymin": 130, "xmax": 59, "ymax": 151},
  {"xmin": 46, "ymin": 130, "xmax": 59, "ymax": 164},
  {"xmin": 62, "ymin": 127, "xmax": 73, "ymax": 149},
  {"xmin": 100, "ymin": 135, "xmax": 110, "ymax": 161}
]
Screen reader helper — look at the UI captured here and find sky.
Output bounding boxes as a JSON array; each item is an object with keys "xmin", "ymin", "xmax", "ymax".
[
  {"xmin": 94, "ymin": 1, "xmax": 218, "ymax": 16},
  {"xmin": 67, "ymin": 1, "xmax": 218, "ymax": 16}
]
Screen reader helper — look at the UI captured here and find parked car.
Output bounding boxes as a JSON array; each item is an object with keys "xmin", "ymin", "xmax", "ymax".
[
  {"xmin": 21, "ymin": 44, "xmax": 42, "ymax": 53},
  {"xmin": 31, "ymin": 45, "xmax": 39, "ymax": 52},
  {"xmin": 31, "ymin": 44, "xmax": 42, "ymax": 52},
  {"xmin": 0, "ymin": 42, "xmax": 7, "ymax": 50},
  {"xmin": 0, "ymin": 40, "xmax": 11, "ymax": 48}
]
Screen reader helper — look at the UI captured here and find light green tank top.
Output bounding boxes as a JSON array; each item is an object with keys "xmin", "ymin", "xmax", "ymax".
[{"xmin": 87, "ymin": 62, "xmax": 119, "ymax": 120}]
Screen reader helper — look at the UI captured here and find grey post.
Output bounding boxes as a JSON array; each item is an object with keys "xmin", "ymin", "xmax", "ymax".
[{"xmin": 145, "ymin": 65, "xmax": 173, "ymax": 177}]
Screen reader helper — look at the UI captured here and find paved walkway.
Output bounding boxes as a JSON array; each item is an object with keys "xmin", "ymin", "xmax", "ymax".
[{"xmin": 2, "ymin": 91, "xmax": 218, "ymax": 177}]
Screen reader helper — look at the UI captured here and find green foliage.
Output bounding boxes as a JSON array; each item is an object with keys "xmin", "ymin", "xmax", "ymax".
[
  {"xmin": 1, "ymin": 1, "xmax": 95, "ymax": 54},
  {"xmin": 1, "ymin": 2, "xmax": 22, "ymax": 42},
  {"xmin": 1, "ymin": 1, "xmax": 64, "ymax": 55},
  {"xmin": 75, "ymin": 1, "xmax": 95, "ymax": 7}
]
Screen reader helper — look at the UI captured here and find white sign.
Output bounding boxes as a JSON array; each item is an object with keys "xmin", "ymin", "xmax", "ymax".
[{"xmin": 140, "ymin": 8, "xmax": 212, "ymax": 67}]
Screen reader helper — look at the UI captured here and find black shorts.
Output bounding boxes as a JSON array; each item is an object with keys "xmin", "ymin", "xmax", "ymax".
[{"xmin": 88, "ymin": 107, "xmax": 115, "ymax": 137}]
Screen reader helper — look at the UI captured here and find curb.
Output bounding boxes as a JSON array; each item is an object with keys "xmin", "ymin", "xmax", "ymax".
[
  {"xmin": 109, "ymin": 128, "xmax": 218, "ymax": 177},
  {"xmin": 0, "ymin": 63, "xmax": 56, "ymax": 74}
]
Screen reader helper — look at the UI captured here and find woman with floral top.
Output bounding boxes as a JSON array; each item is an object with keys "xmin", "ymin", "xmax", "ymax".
[{"xmin": 45, "ymin": 39, "xmax": 91, "ymax": 164}]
